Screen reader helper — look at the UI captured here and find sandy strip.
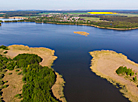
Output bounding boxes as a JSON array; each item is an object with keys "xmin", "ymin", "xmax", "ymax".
[
  {"xmin": 74, "ymin": 31, "xmax": 89, "ymax": 36},
  {"xmin": 52, "ymin": 72, "xmax": 66, "ymax": 102},
  {"xmin": 89, "ymin": 50, "xmax": 138, "ymax": 102},
  {"xmin": 2, "ymin": 45, "xmax": 66, "ymax": 102}
]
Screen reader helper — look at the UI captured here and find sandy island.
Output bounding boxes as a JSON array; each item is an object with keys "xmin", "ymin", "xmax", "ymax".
[
  {"xmin": 89, "ymin": 50, "xmax": 138, "ymax": 102},
  {"xmin": 74, "ymin": 31, "xmax": 89, "ymax": 36},
  {"xmin": 1, "ymin": 45, "xmax": 66, "ymax": 102}
]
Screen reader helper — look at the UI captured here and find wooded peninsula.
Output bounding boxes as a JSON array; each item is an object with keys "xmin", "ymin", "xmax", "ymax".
[{"xmin": 0, "ymin": 45, "xmax": 66, "ymax": 102}]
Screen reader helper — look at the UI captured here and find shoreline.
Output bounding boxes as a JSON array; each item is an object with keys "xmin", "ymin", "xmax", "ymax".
[
  {"xmin": 2, "ymin": 45, "xmax": 66, "ymax": 102},
  {"xmin": 1, "ymin": 20, "xmax": 138, "ymax": 31},
  {"xmin": 89, "ymin": 50, "xmax": 138, "ymax": 102}
]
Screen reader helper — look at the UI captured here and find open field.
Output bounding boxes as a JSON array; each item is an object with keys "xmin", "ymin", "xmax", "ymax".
[
  {"xmin": 117, "ymin": 13, "xmax": 138, "ymax": 17},
  {"xmin": 80, "ymin": 17, "xmax": 100, "ymax": 21}
]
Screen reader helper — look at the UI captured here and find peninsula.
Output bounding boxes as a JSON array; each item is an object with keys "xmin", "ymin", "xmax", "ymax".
[
  {"xmin": 0, "ymin": 45, "xmax": 66, "ymax": 102},
  {"xmin": 89, "ymin": 50, "xmax": 138, "ymax": 102}
]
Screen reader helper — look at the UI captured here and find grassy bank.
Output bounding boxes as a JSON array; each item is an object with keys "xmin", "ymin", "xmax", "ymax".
[{"xmin": 89, "ymin": 50, "xmax": 138, "ymax": 102}]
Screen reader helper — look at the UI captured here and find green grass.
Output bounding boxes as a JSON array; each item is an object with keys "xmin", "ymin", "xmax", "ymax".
[
  {"xmin": 38, "ymin": 13, "xmax": 50, "ymax": 15},
  {"xmin": 80, "ymin": 17, "xmax": 100, "ymax": 21},
  {"xmin": 117, "ymin": 13, "xmax": 138, "ymax": 17},
  {"xmin": 69, "ymin": 12, "xmax": 89, "ymax": 15}
]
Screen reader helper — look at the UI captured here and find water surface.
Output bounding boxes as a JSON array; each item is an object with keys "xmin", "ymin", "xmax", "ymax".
[{"xmin": 1, "ymin": 22, "xmax": 137, "ymax": 102}]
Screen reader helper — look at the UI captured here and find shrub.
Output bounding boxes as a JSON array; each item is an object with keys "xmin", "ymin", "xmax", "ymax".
[
  {"xmin": 18, "ymin": 72, "xmax": 22, "ymax": 75},
  {"xmin": 116, "ymin": 66, "xmax": 125, "ymax": 74},
  {"xmin": 133, "ymin": 76, "xmax": 137, "ymax": 81},
  {"xmin": 15, "ymin": 94, "xmax": 22, "ymax": 99},
  {"xmin": 0, "ymin": 74, "xmax": 4, "ymax": 79},
  {"xmin": 3, "ymin": 51, "xmax": 8, "ymax": 54},
  {"xmin": 3, "ymin": 85, "xmax": 9, "ymax": 88},
  {"xmin": 8, "ymin": 73, "xmax": 12, "ymax": 75},
  {"xmin": 4, "ymin": 81, "xmax": 8, "ymax": 83},
  {"xmin": 16, "ymin": 70, "xmax": 20, "ymax": 72},
  {"xmin": 0, "ymin": 45, "xmax": 8, "ymax": 50},
  {"xmin": 0, "ymin": 81, "xmax": 4, "ymax": 85}
]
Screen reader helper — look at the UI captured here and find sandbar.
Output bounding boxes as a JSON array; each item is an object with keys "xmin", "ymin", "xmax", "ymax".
[
  {"xmin": 89, "ymin": 50, "xmax": 138, "ymax": 102},
  {"xmin": 74, "ymin": 31, "xmax": 89, "ymax": 36},
  {"xmin": 2, "ymin": 45, "xmax": 66, "ymax": 102}
]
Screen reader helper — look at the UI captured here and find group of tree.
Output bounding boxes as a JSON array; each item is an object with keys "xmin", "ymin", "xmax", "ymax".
[
  {"xmin": 116, "ymin": 66, "xmax": 137, "ymax": 81},
  {"xmin": 0, "ymin": 49, "xmax": 58, "ymax": 102}
]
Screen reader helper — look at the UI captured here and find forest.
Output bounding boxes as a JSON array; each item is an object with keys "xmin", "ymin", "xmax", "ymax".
[{"xmin": 0, "ymin": 45, "xmax": 58, "ymax": 102}]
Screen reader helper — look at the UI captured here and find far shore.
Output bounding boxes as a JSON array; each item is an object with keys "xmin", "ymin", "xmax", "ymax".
[
  {"xmin": 2, "ymin": 45, "xmax": 66, "ymax": 102},
  {"xmin": 0, "ymin": 17, "xmax": 27, "ymax": 19},
  {"xmin": 89, "ymin": 50, "xmax": 138, "ymax": 102},
  {"xmin": 1, "ymin": 19, "xmax": 138, "ymax": 31}
]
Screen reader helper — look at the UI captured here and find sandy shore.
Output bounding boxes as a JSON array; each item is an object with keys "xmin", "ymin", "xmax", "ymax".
[
  {"xmin": 2, "ymin": 45, "xmax": 66, "ymax": 102},
  {"xmin": 89, "ymin": 50, "xmax": 138, "ymax": 102}
]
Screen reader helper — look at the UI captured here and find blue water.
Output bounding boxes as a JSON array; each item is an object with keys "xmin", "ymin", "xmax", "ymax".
[
  {"xmin": 1, "ymin": 22, "xmax": 137, "ymax": 102},
  {"xmin": 0, "ymin": 18, "xmax": 21, "ymax": 21}
]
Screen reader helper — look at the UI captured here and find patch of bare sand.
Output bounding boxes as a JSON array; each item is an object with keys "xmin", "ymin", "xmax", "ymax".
[
  {"xmin": 52, "ymin": 72, "xmax": 66, "ymax": 102},
  {"xmin": 89, "ymin": 50, "xmax": 138, "ymax": 102},
  {"xmin": 2, "ymin": 69, "xmax": 23, "ymax": 102},
  {"xmin": 2, "ymin": 45, "xmax": 66, "ymax": 102}
]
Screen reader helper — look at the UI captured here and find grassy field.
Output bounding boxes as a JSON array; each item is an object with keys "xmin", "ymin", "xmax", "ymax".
[
  {"xmin": 38, "ymin": 13, "xmax": 50, "ymax": 15},
  {"xmin": 116, "ymin": 13, "xmax": 138, "ymax": 17},
  {"xmin": 80, "ymin": 17, "xmax": 100, "ymax": 21},
  {"xmin": 68, "ymin": 12, "xmax": 89, "ymax": 15}
]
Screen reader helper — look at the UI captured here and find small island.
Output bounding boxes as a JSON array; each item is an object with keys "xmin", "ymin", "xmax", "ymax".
[
  {"xmin": 89, "ymin": 50, "xmax": 138, "ymax": 102},
  {"xmin": 74, "ymin": 31, "xmax": 89, "ymax": 36},
  {"xmin": 0, "ymin": 45, "xmax": 66, "ymax": 102}
]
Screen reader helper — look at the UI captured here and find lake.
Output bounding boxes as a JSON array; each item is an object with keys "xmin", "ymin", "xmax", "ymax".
[
  {"xmin": 0, "ymin": 18, "xmax": 21, "ymax": 21},
  {"xmin": 1, "ymin": 22, "xmax": 138, "ymax": 102}
]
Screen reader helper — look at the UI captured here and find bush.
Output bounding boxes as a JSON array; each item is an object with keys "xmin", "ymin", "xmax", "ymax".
[
  {"xmin": 18, "ymin": 72, "xmax": 22, "ymax": 75},
  {"xmin": 0, "ymin": 81, "xmax": 4, "ymax": 85},
  {"xmin": 3, "ymin": 51, "xmax": 8, "ymax": 54},
  {"xmin": 0, "ymin": 74, "xmax": 4, "ymax": 79},
  {"xmin": 116, "ymin": 66, "xmax": 125, "ymax": 74},
  {"xmin": 0, "ymin": 45, "xmax": 8, "ymax": 50},
  {"xmin": 8, "ymin": 73, "xmax": 12, "ymax": 75},
  {"xmin": 116, "ymin": 66, "xmax": 135, "ymax": 76},
  {"xmin": 3, "ymin": 85, "xmax": 9, "ymax": 88},
  {"xmin": 15, "ymin": 94, "xmax": 22, "ymax": 99},
  {"xmin": 4, "ymin": 81, "xmax": 8, "ymax": 83},
  {"xmin": 133, "ymin": 76, "xmax": 137, "ymax": 81},
  {"xmin": 16, "ymin": 70, "xmax": 20, "ymax": 72}
]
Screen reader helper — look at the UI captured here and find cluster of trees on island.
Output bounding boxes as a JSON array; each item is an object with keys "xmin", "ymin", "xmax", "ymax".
[
  {"xmin": 116, "ymin": 66, "xmax": 137, "ymax": 82},
  {"xmin": 0, "ymin": 45, "xmax": 59, "ymax": 102}
]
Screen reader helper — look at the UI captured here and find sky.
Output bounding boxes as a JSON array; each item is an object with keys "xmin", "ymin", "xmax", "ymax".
[{"xmin": 0, "ymin": 0, "xmax": 138, "ymax": 10}]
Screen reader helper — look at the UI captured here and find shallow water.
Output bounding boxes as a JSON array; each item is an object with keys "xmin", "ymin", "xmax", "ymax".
[{"xmin": 1, "ymin": 22, "xmax": 137, "ymax": 102}]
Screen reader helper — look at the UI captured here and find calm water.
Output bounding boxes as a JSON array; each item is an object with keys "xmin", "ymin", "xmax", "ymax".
[
  {"xmin": 1, "ymin": 22, "xmax": 138, "ymax": 102},
  {"xmin": 0, "ymin": 18, "xmax": 21, "ymax": 21}
]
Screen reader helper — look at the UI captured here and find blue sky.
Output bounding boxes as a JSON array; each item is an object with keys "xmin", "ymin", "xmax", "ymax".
[{"xmin": 0, "ymin": 0, "xmax": 138, "ymax": 10}]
